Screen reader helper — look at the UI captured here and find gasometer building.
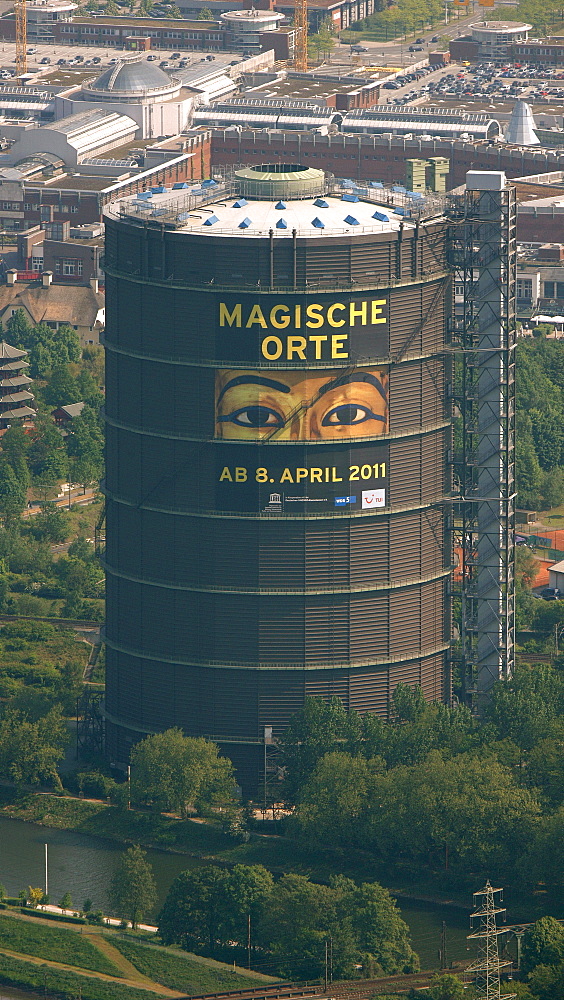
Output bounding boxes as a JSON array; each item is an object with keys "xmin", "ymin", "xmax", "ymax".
[{"xmin": 103, "ymin": 164, "xmax": 452, "ymax": 792}]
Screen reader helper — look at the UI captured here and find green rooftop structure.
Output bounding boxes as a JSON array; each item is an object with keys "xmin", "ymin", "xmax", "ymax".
[
  {"xmin": 406, "ymin": 158, "xmax": 427, "ymax": 193},
  {"xmin": 428, "ymin": 157, "xmax": 450, "ymax": 193}
]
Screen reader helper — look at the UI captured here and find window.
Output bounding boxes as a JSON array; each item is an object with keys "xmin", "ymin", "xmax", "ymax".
[
  {"xmin": 31, "ymin": 254, "xmax": 43, "ymax": 270},
  {"xmin": 516, "ymin": 278, "xmax": 532, "ymax": 299},
  {"xmin": 61, "ymin": 258, "xmax": 83, "ymax": 276}
]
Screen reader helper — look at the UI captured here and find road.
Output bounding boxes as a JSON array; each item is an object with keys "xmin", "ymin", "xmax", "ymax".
[{"xmin": 22, "ymin": 489, "xmax": 98, "ymax": 517}]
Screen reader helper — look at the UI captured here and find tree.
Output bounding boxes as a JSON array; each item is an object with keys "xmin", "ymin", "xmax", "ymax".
[
  {"xmin": 0, "ymin": 460, "xmax": 26, "ymax": 520},
  {"xmin": 337, "ymin": 876, "xmax": 419, "ymax": 976},
  {"xmin": 28, "ymin": 886, "xmax": 44, "ymax": 907},
  {"xmin": 30, "ymin": 507, "xmax": 70, "ymax": 544},
  {"xmin": 521, "ymin": 917, "xmax": 564, "ymax": 975},
  {"xmin": 28, "ymin": 415, "xmax": 67, "ymax": 481},
  {"xmin": 59, "ymin": 892, "xmax": 72, "ymax": 912},
  {"xmin": 278, "ymin": 696, "xmax": 362, "ymax": 800},
  {"xmin": 198, "ymin": 6, "xmax": 213, "ymax": 16},
  {"xmin": 66, "ymin": 405, "xmax": 104, "ymax": 486},
  {"xmin": 0, "ymin": 707, "xmax": 68, "ymax": 789},
  {"xmin": 42, "ymin": 365, "xmax": 81, "ymax": 408},
  {"xmin": 158, "ymin": 865, "xmax": 231, "ymax": 954},
  {"xmin": 1, "ymin": 426, "xmax": 30, "ymax": 492},
  {"xmin": 109, "ymin": 845, "xmax": 156, "ymax": 929},
  {"xmin": 428, "ymin": 974, "xmax": 465, "ymax": 1000},
  {"xmin": 296, "ymin": 752, "xmax": 385, "ymax": 848},
  {"xmin": 226, "ymin": 864, "xmax": 274, "ymax": 952},
  {"xmin": 486, "ymin": 664, "xmax": 564, "ymax": 750},
  {"xmin": 391, "ymin": 682, "xmax": 427, "ymax": 723},
  {"xmin": 130, "ymin": 728, "xmax": 236, "ymax": 817}
]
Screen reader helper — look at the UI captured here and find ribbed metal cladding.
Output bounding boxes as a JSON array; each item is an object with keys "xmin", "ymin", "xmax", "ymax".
[{"xmin": 103, "ymin": 194, "xmax": 452, "ymax": 794}]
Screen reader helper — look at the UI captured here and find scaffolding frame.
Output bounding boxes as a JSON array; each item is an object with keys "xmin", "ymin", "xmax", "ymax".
[{"xmin": 449, "ymin": 178, "xmax": 516, "ymax": 706}]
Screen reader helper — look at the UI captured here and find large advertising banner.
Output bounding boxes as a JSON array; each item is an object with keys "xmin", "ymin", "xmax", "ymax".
[{"xmin": 212, "ymin": 292, "xmax": 390, "ymax": 514}]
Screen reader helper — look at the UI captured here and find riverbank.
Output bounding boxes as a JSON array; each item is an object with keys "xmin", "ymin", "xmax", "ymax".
[{"xmin": 0, "ymin": 789, "xmax": 483, "ymax": 913}]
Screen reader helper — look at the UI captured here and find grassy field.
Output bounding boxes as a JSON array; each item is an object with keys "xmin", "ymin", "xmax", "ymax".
[
  {"xmin": 0, "ymin": 952, "xmax": 164, "ymax": 1000},
  {"xmin": 0, "ymin": 913, "xmax": 121, "ymax": 976},
  {"xmin": 111, "ymin": 937, "xmax": 277, "ymax": 993}
]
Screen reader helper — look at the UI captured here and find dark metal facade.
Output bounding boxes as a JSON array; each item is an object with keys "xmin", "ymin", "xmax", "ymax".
[{"xmin": 103, "ymin": 198, "xmax": 452, "ymax": 793}]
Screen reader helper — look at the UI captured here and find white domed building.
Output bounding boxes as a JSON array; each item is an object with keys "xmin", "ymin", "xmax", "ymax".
[{"xmin": 55, "ymin": 54, "xmax": 198, "ymax": 139}]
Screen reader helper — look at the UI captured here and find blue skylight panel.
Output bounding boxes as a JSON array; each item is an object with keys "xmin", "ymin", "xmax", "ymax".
[
  {"xmin": 275, "ymin": 201, "xmax": 286, "ymax": 210},
  {"xmin": 314, "ymin": 198, "xmax": 329, "ymax": 208},
  {"xmin": 203, "ymin": 214, "xmax": 219, "ymax": 226},
  {"xmin": 344, "ymin": 215, "xmax": 359, "ymax": 226},
  {"xmin": 233, "ymin": 198, "xmax": 248, "ymax": 208},
  {"xmin": 276, "ymin": 218, "xmax": 288, "ymax": 229},
  {"xmin": 342, "ymin": 193, "xmax": 359, "ymax": 203},
  {"xmin": 238, "ymin": 217, "xmax": 252, "ymax": 229},
  {"xmin": 372, "ymin": 211, "xmax": 389, "ymax": 222},
  {"xmin": 311, "ymin": 217, "xmax": 325, "ymax": 228}
]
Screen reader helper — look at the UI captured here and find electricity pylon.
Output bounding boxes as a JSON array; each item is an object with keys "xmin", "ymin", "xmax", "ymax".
[
  {"xmin": 15, "ymin": 0, "xmax": 27, "ymax": 76},
  {"xmin": 467, "ymin": 881, "xmax": 516, "ymax": 1000}
]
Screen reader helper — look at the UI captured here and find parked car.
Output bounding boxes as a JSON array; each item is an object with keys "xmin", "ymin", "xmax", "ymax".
[
  {"xmin": 352, "ymin": 45, "xmax": 368, "ymax": 52},
  {"xmin": 171, "ymin": 52, "xmax": 181, "ymax": 58},
  {"xmin": 415, "ymin": 37, "xmax": 425, "ymax": 43},
  {"xmin": 431, "ymin": 34, "xmax": 439, "ymax": 41},
  {"xmin": 147, "ymin": 54, "xmax": 157, "ymax": 60},
  {"xmin": 541, "ymin": 587, "xmax": 561, "ymax": 600},
  {"xmin": 92, "ymin": 56, "xmax": 101, "ymax": 63},
  {"xmin": 40, "ymin": 56, "xmax": 51, "ymax": 64},
  {"xmin": 57, "ymin": 58, "xmax": 66, "ymax": 65}
]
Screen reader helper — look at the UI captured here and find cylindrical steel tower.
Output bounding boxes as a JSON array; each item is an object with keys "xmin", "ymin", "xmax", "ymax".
[{"xmin": 103, "ymin": 165, "xmax": 452, "ymax": 793}]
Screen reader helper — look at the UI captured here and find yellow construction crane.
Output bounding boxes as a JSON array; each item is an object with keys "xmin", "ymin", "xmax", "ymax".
[
  {"xmin": 15, "ymin": 0, "xmax": 27, "ymax": 77},
  {"xmin": 294, "ymin": 0, "xmax": 308, "ymax": 72}
]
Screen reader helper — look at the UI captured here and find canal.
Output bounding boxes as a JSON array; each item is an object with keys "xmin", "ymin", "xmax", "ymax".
[{"xmin": 0, "ymin": 815, "xmax": 472, "ymax": 971}]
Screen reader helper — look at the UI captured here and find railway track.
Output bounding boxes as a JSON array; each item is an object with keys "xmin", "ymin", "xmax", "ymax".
[{"xmin": 178, "ymin": 969, "xmax": 469, "ymax": 1000}]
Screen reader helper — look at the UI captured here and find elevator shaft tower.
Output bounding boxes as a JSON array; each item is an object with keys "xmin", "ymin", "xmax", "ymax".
[{"xmin": 451, "ymin": 170, "xmax": 516, "ymax": 704}]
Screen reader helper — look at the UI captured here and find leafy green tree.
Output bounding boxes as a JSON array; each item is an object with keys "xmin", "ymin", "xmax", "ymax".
[
  {"xmin": 5, "ymin": 309, "xmax": 33, "ymax": 347},
  {"xmin": 1, "ymin": 426, "xmax": 30, "ymax": 492},
  {"xmin": 487, "ymin": 664, "xmax": 564, "ymax": 749},
  {"xmin": 226, "ymin": 864, "xmax": 274, "ymax": 950},
  {"xmin": 428, "ymin": 974, "xmax": 465, "ymax": 1000},
  {"xmin": 130, "ymin": 728, "xmax": 236, "ymax": 817},
  {"xmin": 66, "ymin": 405, "xmax": 103, "ymax": 486},
  {"xmin": 158, "ymin": 865, "xmax": 231, "ymax": 953},
  {"xmin": 105, "ymin": 0, "xmax": 119, "ymax": 11},
  {"xmin": 109, "ymin": 845, "xmax": 156, "ymax": 929},
  {"xmin": 336, "ymin": 876, "xmax": 419, "ymax": 976},
  {"xmin": 296, "ymin": 751, "xmax": 385, "ymax": 848},
  {"xmin": 59, "ymin": 892, "xmax": 72, "ymax": 911},
  {"xmin": 0, "ymin": 707, "xmax": 68, "ymax": 789},
  {"xmin": 521, "ymin": 917, "xmax": 564, "ymax": 975},
  {"xmin": 198, "ymin": 6, "xmax": 213, "ymax": 16},
  {"xmin": 391, "ymin": 683, "xmax": 427, "ymax": 723},
  {"xmin": 42, "ymin": 365, "xmax": 81, "ymax": 408},
  {"xmin": 278, "ymin": 696, "xmax": 362, "ymax": 800},
  {"xmin": 256, "ymin": 873, "xmax": 343, "ymax": 979},
  {"xmin": 28, "ymin": 415, "xmax": 67, "ymax": 481},
  {"xmin": 527, "ymin": 738, "xmax": 564, "ymax": 806},
  {"xmin": 528, "ymin": 963, "xmax": 564, "ymax": 1000},
  {"xmin": 30, "ymin": 507, "xmax": 70, "ymax": 544},
  {"xmin": 0, "ymin": 460, "xmax": 26, "ymax": 520}
]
